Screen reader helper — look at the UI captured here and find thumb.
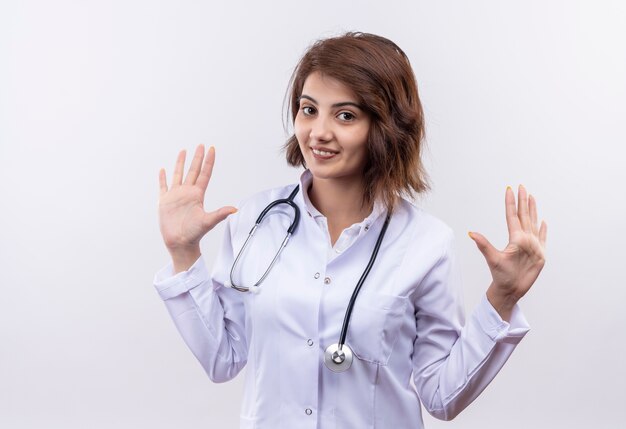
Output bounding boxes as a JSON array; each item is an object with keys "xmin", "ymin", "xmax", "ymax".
[
  {"xmin": 203, "ymin": 206, "xmax": 238, "ymax": 231},
  {"xmin": 468, "ymin": 231, "xmax": 499, "ymax": 265}
]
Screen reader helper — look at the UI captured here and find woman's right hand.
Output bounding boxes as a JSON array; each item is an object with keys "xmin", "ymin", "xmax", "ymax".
[{"xmin": 158, "ymin": 145, "xmax": 237, "ymax": 273}]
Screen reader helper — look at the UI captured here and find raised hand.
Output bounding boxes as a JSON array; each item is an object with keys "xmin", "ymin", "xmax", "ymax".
[
  {"xmin": 158, "ymin": 145, "xmax": 237, "ymax": 273},
  {"xmin": 468, "ymin": 185, "xmax": 547, "ymax": 321}
]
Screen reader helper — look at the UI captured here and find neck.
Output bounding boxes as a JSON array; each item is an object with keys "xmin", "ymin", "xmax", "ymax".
[{"xmin": 308, "ymin": 176, "xmax": 372, "ymax": 231}]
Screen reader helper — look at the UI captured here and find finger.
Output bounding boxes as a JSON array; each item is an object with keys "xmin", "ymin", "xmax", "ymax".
[
  {"xmin": 468, "ymin": 231, "xmax": 499, "ymax": 265},
  {"xmin": 184, "ymin": 144, "xmax": 205, "ymax": 186},
  {"xmin": 505, "ymin": 186, "xmax": 521, "ymax": 237},
  {"xmin": 159, "ymin": 168, "xmax": 168, "ymax": 196},
  {"xmin": 539, "ymin": 220, "xmax": 548, "ymax": 248},
  {"xmin": 172, "ymin": 150, "xmax": 186, "ymax": 187},
  {"xmin": 518, "ymin": 185, "xmax": 532, "ymax": 232},
  {"xmin": 196, "ymin": 146, "xmax": 216, "ymax": 193},
  {"xmin": 529, "ymin": 194, "xmax": 538, "ymax": 236},
  {"xmin": 202, "ymin": 206, "xmax": 238, "ymax": 231}
]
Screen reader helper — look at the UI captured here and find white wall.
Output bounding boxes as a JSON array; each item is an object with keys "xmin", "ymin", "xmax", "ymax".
[{"xmin": 1, "ymin": 1, "xmax": 624, "ymax": 428}]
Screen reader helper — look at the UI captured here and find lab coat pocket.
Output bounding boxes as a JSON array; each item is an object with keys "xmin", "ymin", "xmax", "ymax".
[{"xmin": 347, "ymin": 293, "xmax": 408, "ymax": 365}]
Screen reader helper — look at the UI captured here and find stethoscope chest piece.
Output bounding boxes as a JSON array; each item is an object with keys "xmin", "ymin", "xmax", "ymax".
[{"xmin": 324, "ymin": 343, "xmax": 353, "ymax": 372}]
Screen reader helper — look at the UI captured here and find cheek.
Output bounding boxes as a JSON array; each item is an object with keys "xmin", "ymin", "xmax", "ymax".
[
  {"xmin": 294, "ymin": 121, "xmax": 309, "ymax": 161},
  {"xmin": 343, "ymin": 128, "xmax": 369, "ymax": 154},
  {"xmin": 294, "ymin": 117, "xmax": 307, "ymax": 145},
  {"xmin": 347, "ymin": 129, "xmax": 370, "ymax": 167}
]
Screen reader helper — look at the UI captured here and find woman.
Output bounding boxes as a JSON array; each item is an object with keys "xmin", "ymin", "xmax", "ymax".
[{"xmin": 155, "ymin": 32, "xmax": 547, "ymax": 428}]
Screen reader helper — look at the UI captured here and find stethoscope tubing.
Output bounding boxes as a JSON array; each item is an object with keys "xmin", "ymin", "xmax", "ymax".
[
  {"xmin": 228, "ymin": 183, "xmax": 392, "ymax": 372},
  {"xmin": 337, "ymin": 212, "xmax": 391, "ymax": 350},
  {"xmin": 229, "ymin": 186, "xmax": 300, "ymax": 292},
  {"xmin": 253, "ymin": 185, "xmax": 301, "ymax": 235}
]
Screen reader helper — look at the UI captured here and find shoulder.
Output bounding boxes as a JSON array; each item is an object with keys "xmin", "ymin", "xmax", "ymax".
[
  {"xmin": 389, "ymin": 198, "xmax": 460, "ymax": 299},
  {"xmin": 392, "ymin": 197, "xmax": 455, "ymax": 251}
]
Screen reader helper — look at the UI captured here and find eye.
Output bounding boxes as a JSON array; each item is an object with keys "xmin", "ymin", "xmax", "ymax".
[
  {"xmin": 301, "ymin": 106, "xmax": 316, "ymax": 116},
  {"xmin": 338, "ymin": 111, "xmax": 355, "ymax": 122}
]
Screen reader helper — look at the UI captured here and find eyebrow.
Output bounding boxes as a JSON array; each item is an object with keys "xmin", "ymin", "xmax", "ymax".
[{"xmin": 298, "ymin": 95, "xmax": 363, "ymax": 110}]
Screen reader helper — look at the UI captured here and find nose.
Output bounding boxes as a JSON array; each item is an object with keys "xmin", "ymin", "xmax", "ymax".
[{"xmin": 309, "ymin": 116, "xmax": 333, "ymax": 142}]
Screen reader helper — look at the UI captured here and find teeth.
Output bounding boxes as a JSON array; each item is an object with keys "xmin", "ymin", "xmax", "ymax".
[{"xmin": 312, "ymin": 148, "xmax": 336, "ymax": 156}]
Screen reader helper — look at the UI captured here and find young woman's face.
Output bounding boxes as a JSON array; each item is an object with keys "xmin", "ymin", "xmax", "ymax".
[{"xmin": 295, "ymin": 71, "xmax": 371, "ymax": 185}]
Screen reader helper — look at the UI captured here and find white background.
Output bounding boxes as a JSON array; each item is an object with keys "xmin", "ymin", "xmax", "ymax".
[{"xmin": 1, "ymin": 1, "xmax": 625, "ymax": 428}]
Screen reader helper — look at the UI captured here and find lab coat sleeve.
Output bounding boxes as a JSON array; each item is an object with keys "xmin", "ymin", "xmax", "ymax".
[
  {"xmin": 153, "ymin": 218, "xmax": 247, "ymax": 383},
  {"xmin": 411, "ymin": 228, "xmax": 530, "ymax": 421}
]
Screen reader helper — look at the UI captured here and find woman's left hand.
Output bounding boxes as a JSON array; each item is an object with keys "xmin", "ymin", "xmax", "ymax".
[{"xmin": 468, "ymin": 185, "xmax": 548, "ymax": 321}]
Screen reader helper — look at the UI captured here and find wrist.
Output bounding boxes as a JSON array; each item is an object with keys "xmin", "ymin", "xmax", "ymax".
[
  {"xmin": 168, "ymin": 246, "xmax": 201, "ymax": 274},
  {"xmin": 486, "ymin": 284, "xmax": 518, "ymax": 322}
]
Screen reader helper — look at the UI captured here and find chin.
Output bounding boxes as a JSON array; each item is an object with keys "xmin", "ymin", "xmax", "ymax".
[
  {"xmin": 307, "ymin": 167, "xmax": 334, "ymax": 180},
  {"xmin": 308, "ymin": 167, "xmax": 359, "ymax": 183}
]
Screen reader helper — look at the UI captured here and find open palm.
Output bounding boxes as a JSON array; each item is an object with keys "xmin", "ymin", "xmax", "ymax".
[
  {"xmin": 159, "ymin": 145, "xmax": 236, "ymax": 253},
  {"xmin": 469, "ymin": 185, "xmax": 547, "ymax": 315}
]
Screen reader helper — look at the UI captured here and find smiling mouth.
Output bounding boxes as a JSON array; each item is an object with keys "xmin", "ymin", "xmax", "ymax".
[{"xmin": 311, "ymin": 148, "xmax": 338, "ymax": 157}]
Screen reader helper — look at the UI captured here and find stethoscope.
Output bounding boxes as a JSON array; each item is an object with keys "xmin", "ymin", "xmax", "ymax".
[{"xmin": 229, "ymin": 185, "xmax": 391, "ymax": 372}]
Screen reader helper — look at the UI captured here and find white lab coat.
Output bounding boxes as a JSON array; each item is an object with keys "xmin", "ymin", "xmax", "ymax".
[{"xmin": 154, "ymin": 170, "xmax": 530, "ymax": 428}]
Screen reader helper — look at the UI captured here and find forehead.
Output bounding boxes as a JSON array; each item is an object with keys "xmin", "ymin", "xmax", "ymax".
[{"xmin": 301, "ymin": 71, "xmax": 359, "ymax": 102}]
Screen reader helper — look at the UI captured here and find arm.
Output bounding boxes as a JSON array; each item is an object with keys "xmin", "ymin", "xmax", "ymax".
[
  {"xmin": 153, "ymin": 226, "xmax": 248, "ymax": 383},
  {"xmin": 413, "ymin": 185, "xmax": 547, "ymax": 420},
  {"xmin": 411, "ymin": 231, "xmax": 529, "ymax": 420},
  {"xmin": 154, "ymin": 145, "xmax": 246, "ymax": 382}
]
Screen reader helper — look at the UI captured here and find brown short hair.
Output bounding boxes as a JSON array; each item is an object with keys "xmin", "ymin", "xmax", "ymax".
[{"xmin": 284, "ymin": 32, "xmax": 430, "ymax": 212}]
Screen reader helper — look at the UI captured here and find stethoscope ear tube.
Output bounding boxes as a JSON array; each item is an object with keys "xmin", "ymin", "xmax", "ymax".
[
  {"xmin": 254, "ymin": 196, "xmax": 300, "ymax": 235},
  {"xmin": 229, "ymin": 186, "xmax": 300, "ymax": 292}
]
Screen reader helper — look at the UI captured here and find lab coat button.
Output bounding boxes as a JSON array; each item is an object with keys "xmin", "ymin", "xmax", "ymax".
[
  {"xmin": 314, "ymin": 272, "xmax": 320, "ymax": 279},
  {"xmin": 324, "ymin": 277, "xmax": 331, "ymax": 285},
  {"xmin": 307, "ymin": 339, "xmax": 314, "ymax": 346},
  {"xmin": 305, "ymin": 408, "xmax": 312, "ymax": 415},
  {"xmin": 364, "ymin": 224, "xmax": 370, "ymax": 231}
]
